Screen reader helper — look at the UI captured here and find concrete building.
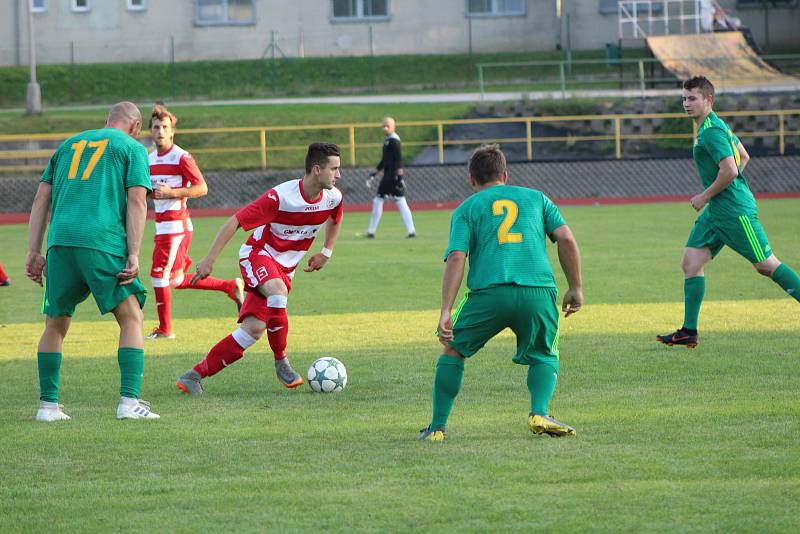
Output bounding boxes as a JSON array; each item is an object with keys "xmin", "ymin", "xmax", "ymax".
[{"xmin": 2, "ymin": 0, "xmax": 798, "ymax": 66}]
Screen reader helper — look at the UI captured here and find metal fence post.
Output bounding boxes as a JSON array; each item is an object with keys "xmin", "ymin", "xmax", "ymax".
[
  {"xmin": 170, "ymin": 35, "xmax": 176, "ymax": 100},
  {"xmin": 778, "ymin": 111, "xmax": 785, "ymax": 155},
  {"xmin": 614, "ymin": 117, "xmax": 622, "ymax": 159},
  {"xmin": 478, "ymin": 65, "xmax": 484, "ymax": 100},
  {"xmin": 525, "ymin": 119, "xmax": 533, "ymax": 161},
  {"xmin": 349, "ymin": 126, "xmax": 356, "ymax": 167},
  {"xmin": 437, "ymin": 123, "xmax": 444, "ymax": 164},
  {"xmin": 559, "ymin": 62, "xmax": 566, "ymax": 98},
  {"xmin": 638, "ymin": 59, "xmax": 645, "ymax": 96},
  {"xmin": 260, "ymin": 129, "xmax": 267, "ymax": 169}
]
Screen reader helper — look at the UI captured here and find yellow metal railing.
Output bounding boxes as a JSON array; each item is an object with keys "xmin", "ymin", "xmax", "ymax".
[{"xmin": 1, "ymin": 110, "xmax": 798, "ymax": 173}]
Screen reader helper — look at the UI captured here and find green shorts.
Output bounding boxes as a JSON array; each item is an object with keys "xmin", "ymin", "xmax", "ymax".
[
  {"xmin": 686, "ymin": 211, "xmax": 772, "ymax": 263},
  {"xmin": 449, "ymin": 285, "xmax": 560, "ymax": 369},
  {"xmin": 43, "ymin": 246, "xmax": 147, "ymax": 317}
]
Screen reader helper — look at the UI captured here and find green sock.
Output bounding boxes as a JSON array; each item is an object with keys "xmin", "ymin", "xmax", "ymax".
[
  {"xmin": 528, "ymin": 363, "xmax": 558, "ymax": 416},
  {"xmin": 118, "ymin": 347, "xmax": 144, "ymax": 399},
  {"xmin": 429, "ymin": 355, "xmax": 465, "ymax": 431},
  {"xmin": 683, "ymin": 276, "xmax": 705, "ymax": 330},
  {"xmin": 771, "ymin": 263, "xmax": 800, "ymax": 302},
  {"xmin": 37, "ymin": 352, "xmax": 62, "ymax": 403}
]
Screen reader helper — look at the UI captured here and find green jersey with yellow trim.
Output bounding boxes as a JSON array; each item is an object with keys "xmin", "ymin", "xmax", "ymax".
[
  {"xmin": 693, "ymin": 111, "xmax": 757, "ymax": 219},
  {"xmin": 444, "ymin": 184, "xmax": 565, "ymax": 291},
  {"xmin": 41, "ymin": 127, "xmax": 151, "ymax": 257}
]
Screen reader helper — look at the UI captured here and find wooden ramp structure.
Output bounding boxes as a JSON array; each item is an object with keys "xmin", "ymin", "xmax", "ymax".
[{"xmin": 646, "ymin": 31, "xmax": 798, "ymax": 89}]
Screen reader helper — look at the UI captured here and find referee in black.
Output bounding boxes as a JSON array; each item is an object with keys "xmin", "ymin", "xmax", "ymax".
[{"xmin": 366, "ymin": 117, "xmax": 416, "ymax": 238}]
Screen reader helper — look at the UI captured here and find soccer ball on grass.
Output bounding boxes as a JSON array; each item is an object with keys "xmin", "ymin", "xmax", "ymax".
[{"xmin": 307, "ymin": 357, "xmax": 348, "ymax": 393}]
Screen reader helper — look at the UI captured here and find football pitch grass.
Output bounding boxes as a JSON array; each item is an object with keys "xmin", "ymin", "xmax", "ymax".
[{"xmin": 1, "ymin": 201, "xmax": 799, "ymax": 532}]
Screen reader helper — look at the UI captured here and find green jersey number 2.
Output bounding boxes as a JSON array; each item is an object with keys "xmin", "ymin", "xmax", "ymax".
[{"xmin": 492, "ymin": 199, "xmax": 523, "ymax": 244}]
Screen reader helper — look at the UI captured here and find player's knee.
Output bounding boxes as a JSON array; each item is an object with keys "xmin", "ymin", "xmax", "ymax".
[
  {"xmin": 755, "ymin": 261, "xmax": 778, "ymax": 277},
  {"xmin": 240, "ymin": 317, "xmax": 266, "ymax": 340},
  {"xmin": 681, "ymin": 259, "xmax": 701, "ymax": 277}
]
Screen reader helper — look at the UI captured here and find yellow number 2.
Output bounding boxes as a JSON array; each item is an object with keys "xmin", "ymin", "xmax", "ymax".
[
  {"xmin": 492, "ymin": 199, "xmax": 523, "ymax": 244},
  {"xmin": 68, "ymin": 138, "xmax": 109, "ymax": 180}
]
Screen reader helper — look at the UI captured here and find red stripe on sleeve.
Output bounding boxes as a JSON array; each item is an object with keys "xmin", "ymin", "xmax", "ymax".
[
  {"xmin": 236, "ymin": 189, "xmax": 279, "ymax": 231},
  {"xmin": 179, "ymin": 153, "xmax": 205, "ymax": 186}
]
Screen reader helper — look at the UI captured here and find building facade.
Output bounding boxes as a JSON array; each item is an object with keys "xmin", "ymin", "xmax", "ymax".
[{"xmin": 2, "ymin": 0, "xmax": 798, "ymax": 66}]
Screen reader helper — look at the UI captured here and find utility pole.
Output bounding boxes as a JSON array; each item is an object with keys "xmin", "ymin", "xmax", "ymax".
[{"xmin": 26, "ymin": 0, "xmax": 42, "ymax": 115}]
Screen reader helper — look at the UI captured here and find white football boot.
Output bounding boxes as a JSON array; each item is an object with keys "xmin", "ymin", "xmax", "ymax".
[
  {"xmin": 36, "ymin": 401, "xmax": 71, "ymax": 422},
  {"xmin": 116, "ymin": 397, "xmax": 160, "ymax": 420}
]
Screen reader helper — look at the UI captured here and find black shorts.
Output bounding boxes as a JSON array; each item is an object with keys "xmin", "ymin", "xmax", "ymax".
[{"xmin": 377, "ymin": 176, "xmax": 406, "ymax": 198}]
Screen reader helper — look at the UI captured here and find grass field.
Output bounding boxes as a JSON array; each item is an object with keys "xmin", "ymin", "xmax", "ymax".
[{"xmin": 1, "ymin": 201, "xmax": 799, "ymax": 532}]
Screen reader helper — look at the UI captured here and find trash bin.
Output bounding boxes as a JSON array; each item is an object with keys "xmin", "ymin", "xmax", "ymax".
[{"xmin": 605, "ymin": 42, "xmax": 620, "ymax": 65}]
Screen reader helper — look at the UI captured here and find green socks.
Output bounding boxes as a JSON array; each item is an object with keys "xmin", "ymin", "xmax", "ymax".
[
  {"xmin": 118, "ymin": 347, "xmax": 144, "ymax": 399},
  {"xmin": 528, "ymin": 363, "xmax": 558, "ymax": 416},
  {"xmin": 683, "ymin": 276, "xmax": 705, "ymax": 331},
  {"xmin": 772, "ymin": 263, "xmax": 800, "ymax": 302},
  {"xmin": 429, "ymin": 355, "xmax": 465, "ymax": 431},
  {"xmin": 37, "ymin": 352, "xmax": 62, "ymax": 403}
]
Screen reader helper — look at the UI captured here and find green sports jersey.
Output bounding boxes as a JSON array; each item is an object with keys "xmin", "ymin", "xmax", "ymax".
[
  {"xmin": 693, "ymin": 111, "xmax": 757, "ymax": 219},
  {"xmin": 41, "ymin": 127, "xmax": 151, "ymax": 256},
  {"xmin": 444, "ymin": 184, "xmax": 565, "ymax": 291}
]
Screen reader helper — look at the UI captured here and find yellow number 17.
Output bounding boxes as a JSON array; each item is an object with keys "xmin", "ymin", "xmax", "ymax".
[
  {"xmin": 68, "ymin": 139, "xmax": 109, "ymax": 180},
  {"xmin": 492, "ymin": 199, "xmax": 523, "ymax": 244}
]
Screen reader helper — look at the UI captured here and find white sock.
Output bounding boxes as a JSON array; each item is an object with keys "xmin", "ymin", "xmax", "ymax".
[
  {"xmin": 395, "ymin": 196, "xmax": 416, "ymax": 234},
  {"xmin": 368, "ymin": 197, "xmax": 384, "ymax": 235},
  {"xmin": 231, "ymin": 327, "xmax": 258, "ymax": 349},
  {"xmin": 119, "ymin": 396, "xmax": 138, "ymax": 406}
]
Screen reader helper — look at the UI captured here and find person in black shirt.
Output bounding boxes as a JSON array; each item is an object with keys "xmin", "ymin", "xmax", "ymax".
[{"xmin": 366, "ymin": 117, "xmax": 416, "ymax": 238}]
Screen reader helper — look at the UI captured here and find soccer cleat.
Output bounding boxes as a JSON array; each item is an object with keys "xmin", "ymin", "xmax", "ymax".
[
  {"xmin": 36, "ymin": 401, "xmax": 71, "ymax": 422},
  {"xmin": 528, "ymin": 414, "xmax": 576, "ymax": 437},
  {"xmin": 117, "ymin": 398, "xmax": 160, "ymax": 420},
  {"xmin": 229, "ymin": 278, "xmax": 245, "ymax": 311},
  {"xmin": 146, "ymin": 328, "xmax": 175, "ymax": 340},
  {"xmin": 366, "ymin": 233, "xmax": 375, "ymax": 239},
  {"xmin": 0, "ymin": 279, "xmax": 10, "ymax": 287},
  {"xmin": 418, "ymin": 426, "xmax": 446, "ymax": 442},
  {"xmin": 407, "ymin": 233, "xmax": 416, "ymax": 238},
  {"xmin": 176, "ymin": 369, "xmax": 205, "ymax": 396},
  {"xmin": 275, "ymin": 358, "xmax": 304, "ymax": 388},
  {"xmin": 656, "ymin": 329, "xmax": 698, "ymax": 348}
]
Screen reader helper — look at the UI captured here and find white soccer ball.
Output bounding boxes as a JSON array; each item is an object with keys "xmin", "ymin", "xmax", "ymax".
[{"xmin": 307, "ymin": 357, "xmax": 348, "ymax": 393}]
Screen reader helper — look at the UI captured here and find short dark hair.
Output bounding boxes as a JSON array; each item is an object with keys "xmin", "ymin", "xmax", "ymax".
[
  {"xmin": 683, "ymin": 76, "xmax": 715, "ymax": 99},
  {"xmin": 468, "ymin": 144, "xmax": 507, "ymax": 185},
  {"xmin": 149, "ymin": 104, "xmax": 177, "ymax": 129},
  {"xmin": 305, "ymin": 142, "xmax": 341, "ymax": 173}
]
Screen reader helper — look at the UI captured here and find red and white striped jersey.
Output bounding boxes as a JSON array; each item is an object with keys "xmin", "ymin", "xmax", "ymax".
[
  {"xmin": 148, "ymin": 144, "xmax": 204, "ymax": 236},
  {"xmin": 235, "ymin": 179, "xmax": 344, "ymax": 276}
]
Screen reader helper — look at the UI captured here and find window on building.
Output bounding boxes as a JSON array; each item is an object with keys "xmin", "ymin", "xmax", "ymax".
[
  {"xmin": 71, "ymin": 0, "xmax": 90, "ymax": 12},
  {"xmin": 737, "ymin": 0, "xmax": 797, "ymax": 7},
  {"xmin": 601, "ymin": 1, "xmax": 663, "ymax": 15},
  {"xmin": 31, "ymin": 0, "xmax": 47, "ymax": 13},
  {"xmin": 332, "ymin": 0, "xmax": 389, "ymax": 20},
  {"xmin": 467, "ymin": 0, "xmax": 525, "ymax": 16},
  {"xmin": 128, "ymin": 0, "xmax": 147, "ymax": 11},
  {"xmin": 195, "ymin": 0, "xmax": 255, "ymax": 26}
]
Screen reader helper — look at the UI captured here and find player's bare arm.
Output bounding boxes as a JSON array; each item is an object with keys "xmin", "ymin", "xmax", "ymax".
[
  {"xmin": 438, "ymin": 251, "xmax": 467, "ymax": 344},
  {"xmin": 25, "ymin": 182, "xmax": 53, "ymax": 286},
  {"xmin": 118, "ymin": 186, "xmax": 148, "ymax": 285},
  {"xmin": 304, "ymin": 217, "xmax": 342, "ymax": 272},
  {"xmin": 192, "ymin": 216, "xmax": 241, "ymax": 283},
  {"xmin": 736, "ymin": 141, "xmax": 750, "ymax": 173},
  {"xmin": 153, "ymin": 179, "xmax": 208, "ymax": 200},
  {"xmin": 690, "ymin": 156, "xmax": 739, "ymax": 211},
  {"xmin": 552, "ymin": 225, "xmax": 583, "ymax": 318}
]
